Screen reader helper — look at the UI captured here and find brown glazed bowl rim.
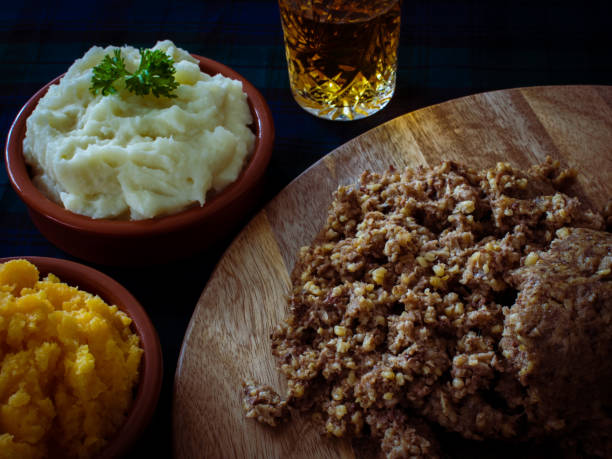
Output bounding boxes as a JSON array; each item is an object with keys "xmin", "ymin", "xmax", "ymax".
[
  {"xmin": 0, "ymin": 256, "xmax": 163, "ymax": 458},
  {"xmin": 5, "ymin": 53, "xmax": 274, "ymax": 236}
]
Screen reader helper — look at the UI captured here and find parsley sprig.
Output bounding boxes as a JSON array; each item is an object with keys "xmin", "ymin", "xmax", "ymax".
[{"xmin": 90, "ymin": 48, "xmax": 180, "ymax": 98}]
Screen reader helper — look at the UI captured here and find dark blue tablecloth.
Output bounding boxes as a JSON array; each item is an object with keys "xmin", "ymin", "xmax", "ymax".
[{"xmin": 1, "ymin": 1, "xmax": 611, "ymax": 457}]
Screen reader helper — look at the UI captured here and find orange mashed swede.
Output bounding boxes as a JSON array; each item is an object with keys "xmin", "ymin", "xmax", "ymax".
[{"xmin": 0, "ymin": 259, "xmax": 143, "ymax": 458}]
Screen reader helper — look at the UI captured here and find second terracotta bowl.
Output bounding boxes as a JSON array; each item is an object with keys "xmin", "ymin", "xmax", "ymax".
[{"xmin": 0, "ymin": 256, "xmax": 163, "ymax": 458}]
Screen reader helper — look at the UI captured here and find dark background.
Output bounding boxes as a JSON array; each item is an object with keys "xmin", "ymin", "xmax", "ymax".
[{"xmin": 1, "ymin": 1, "xmax": 611, "ymax": 457}]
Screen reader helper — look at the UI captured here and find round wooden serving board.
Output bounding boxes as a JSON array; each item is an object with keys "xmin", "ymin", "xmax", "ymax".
[{"xmin": 173, "ymin": 86, "xmax": 612, "ymax": 458}]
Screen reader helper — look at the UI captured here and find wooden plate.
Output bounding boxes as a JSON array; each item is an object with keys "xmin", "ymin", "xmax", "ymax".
[{"xmin": 173, "ymin": 86, "xmax": 612, "ymax": 458}]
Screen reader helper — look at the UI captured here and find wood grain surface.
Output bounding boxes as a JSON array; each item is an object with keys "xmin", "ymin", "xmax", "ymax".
[{"xmin": 172, "ymin": 86, "xmax": 612, "ymax": 458}]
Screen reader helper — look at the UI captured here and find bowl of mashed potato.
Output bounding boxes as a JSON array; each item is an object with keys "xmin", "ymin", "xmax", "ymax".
[
  {"xmin": 5, "ymin": 40, "xmax": 274, "ymax": 265},
  {"xmin": 0, "ymin": 256, "xmax": 163, "ymax": 458}
]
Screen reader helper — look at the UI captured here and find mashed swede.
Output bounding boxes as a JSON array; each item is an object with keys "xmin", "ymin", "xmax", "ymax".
[
  {"xmin": 23, "ymin": 40, "xmax": 255, "ymax": 220},
  {"xmin": 0, "ymin": 259, "xmax": 143, "ymax": 458}
]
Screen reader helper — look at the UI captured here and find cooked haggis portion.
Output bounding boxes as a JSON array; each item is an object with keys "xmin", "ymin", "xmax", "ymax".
[
  {"xmin": 242, "ymin": 159, "xmax": 611, "ymax": 458},
  {"xmin": 500, "ymin": 227, "xmax": 612, "ymax": 456}
]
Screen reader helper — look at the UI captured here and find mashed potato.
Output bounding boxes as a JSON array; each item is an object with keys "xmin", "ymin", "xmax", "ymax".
[
  {"xmin": 0, "ymin": 259, "xmax": 143, "ymax": 458},
  {"xmin": 23, "ymin": 40, "xmax": 255, "ymax": 220}
]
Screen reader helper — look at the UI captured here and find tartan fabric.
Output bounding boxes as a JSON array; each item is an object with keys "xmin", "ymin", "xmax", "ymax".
[{"xmin": 0, "ymin": 0, "xmax": 610, "ymax": 455}]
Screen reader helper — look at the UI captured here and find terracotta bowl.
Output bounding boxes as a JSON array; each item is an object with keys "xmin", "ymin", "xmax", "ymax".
[
  {"xmin": 0, "ymin": 256, "xmax": 163, "ymax": 458},
  {"xmin": 5, "ymin": 54, "xmax": 274, "ymax": 265}
]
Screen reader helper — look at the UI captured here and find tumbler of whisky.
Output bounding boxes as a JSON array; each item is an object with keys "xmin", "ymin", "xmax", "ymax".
[{"xmin": 278, "ymin": 0, "xmax": 401, "ymax": 121}]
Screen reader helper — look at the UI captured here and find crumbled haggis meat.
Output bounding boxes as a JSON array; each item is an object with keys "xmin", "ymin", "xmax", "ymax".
[
  {"xmin": 369, "ymin": 411, "xmax": 439, "ymax": 459},
  {"xmin": 242, "ymin": 380, "xmax": 289, "ymax": 427},
  {"xmin": 243, "ymin": 158, "xmax": 611, "ymax": 458}
]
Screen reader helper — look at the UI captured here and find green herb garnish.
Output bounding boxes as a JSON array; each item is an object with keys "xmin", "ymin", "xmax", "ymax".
[{"xmin": 90, "ymin": 48, "xmax": 180, "ymax": 98}]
